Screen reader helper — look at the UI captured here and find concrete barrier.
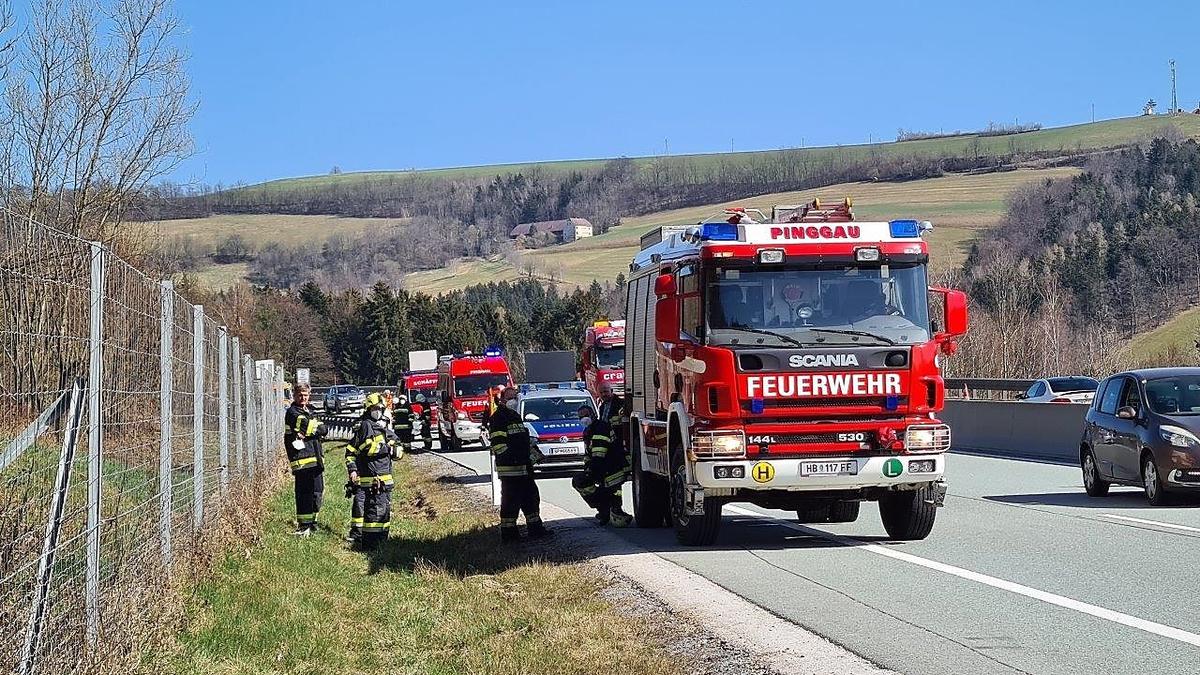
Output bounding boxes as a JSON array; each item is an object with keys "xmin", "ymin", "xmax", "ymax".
[{"xmin": 942, "ymin": 400, "xmax": 1089, "ymax": 463}]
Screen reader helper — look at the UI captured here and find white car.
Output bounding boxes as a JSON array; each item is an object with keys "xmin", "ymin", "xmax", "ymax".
[{"xmin": 1017, "ymin": 376, "xmax": 1100, "ymax": 404}]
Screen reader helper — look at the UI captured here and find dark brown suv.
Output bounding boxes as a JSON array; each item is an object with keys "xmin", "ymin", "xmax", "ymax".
[{"xmin": 1080, "ymin": 368, "xmax": 1200, "ymax": 505}]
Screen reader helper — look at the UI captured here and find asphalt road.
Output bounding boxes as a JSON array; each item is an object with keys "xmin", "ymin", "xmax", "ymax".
[{"xmin": 435, "ymin": 446, "xmax": 1200, "ymax": 675}]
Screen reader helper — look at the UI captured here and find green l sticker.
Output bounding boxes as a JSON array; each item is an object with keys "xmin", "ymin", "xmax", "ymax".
[{"xmin": 883, "ymin": 458, "xmax": 904, "ymax": 478}]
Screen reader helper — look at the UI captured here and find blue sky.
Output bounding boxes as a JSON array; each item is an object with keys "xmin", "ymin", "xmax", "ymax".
[{"xmin": 175, "ymin": 0, "xmax": 1200, "ymax": 186}]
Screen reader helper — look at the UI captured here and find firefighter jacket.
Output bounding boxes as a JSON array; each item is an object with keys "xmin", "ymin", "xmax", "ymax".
[
  {"xmin": 346, "ymin": 418, "xmax": 398, "ymax": 488},
  {"xmin": 284, "ymin": 403, "xmax": 327, "ymax": 474},
  {"xmin": 392, "ymin": 401, "xmax": 415, "ymax": 432},
  {"xmin": 583, "ymin": 419, "xmax": 626, "ymax": 488},
  {"xmin": 488, "ymin": 404, "xmax": 536, "ymax": 477}
]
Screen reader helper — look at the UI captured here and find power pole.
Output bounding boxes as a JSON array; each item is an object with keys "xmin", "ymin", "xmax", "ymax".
[
  {"xmin": 664, "ymin": 138, "xmax": 669, "ymax": 156},
  {"xmin": 1091, "ymin": 102, "xmax": 1095, "ymax": 123},
  {"xmin": 1171, "ymin": 59, "xmax": 1178, "ymax": 114}
]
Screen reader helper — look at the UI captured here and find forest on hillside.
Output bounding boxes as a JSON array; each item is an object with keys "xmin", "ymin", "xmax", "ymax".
[{"xmin": 951, "ymin": 137, "xmax": 1200, "ymax": 379}]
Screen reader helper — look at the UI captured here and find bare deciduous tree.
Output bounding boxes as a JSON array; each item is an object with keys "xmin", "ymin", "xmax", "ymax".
[{"xmin": 1, "ymin": 0, "xmax": 194, "ymax": 240}]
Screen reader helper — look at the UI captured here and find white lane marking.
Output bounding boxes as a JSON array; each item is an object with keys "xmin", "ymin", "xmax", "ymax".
[
  {"xmin": 724, "ymin": 505, "xmax": 1200, "ymax": 648},
  {"xmin": 1099, "ymin": 513, "xmax": 1200, "ymax": 533}
]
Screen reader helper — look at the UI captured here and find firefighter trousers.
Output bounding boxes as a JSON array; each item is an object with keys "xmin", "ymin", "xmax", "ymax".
[
  {"xmin": 572, "ymin": 474, "xmax": 622, "ymax": 519},
  {"xmin": 361, "ymin": 485, "xmax": 392, "ymax": 548},
  {"xmin": 293, "ymin": 468, "xmax": 324, "ymax": 529},
  {"xmin": 499, "ymin": 475, "xmax": 542, "ymax": 531},
  {"xmin": 349, "ymin": 483, "xmax": 366, "ymax": 539}
]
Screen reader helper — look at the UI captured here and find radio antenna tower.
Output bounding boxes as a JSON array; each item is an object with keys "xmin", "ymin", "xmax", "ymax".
[{"xmin": 1170, "ymin": 59, "xmax": 1178, "ymax": 114}]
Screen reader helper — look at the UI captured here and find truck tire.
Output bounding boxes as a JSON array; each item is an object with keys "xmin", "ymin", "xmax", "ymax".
[
  {"xmin": 669, "ymin": 445, "xmax": 721, "ymax": 545},
  {"xmin": 878, "ymin": 487, "xmax": 937, "ymax": 540},
  {"xmin": 795, "ymin": 503, "xmax": 831, "ymax": 523},
  {"xmin": 633, "ymin": 454, "xmax": 669, "ymax": 528},
  {"xmin": 828, "ymin": 500, "xmax": 861, "ymax": 523}
]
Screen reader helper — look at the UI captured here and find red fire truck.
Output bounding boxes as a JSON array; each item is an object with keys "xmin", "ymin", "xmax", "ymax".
[
  {"xmin": 580, "ymin": 320, "xmax": 626, "ymax": 400},
  {"xmin": 403, "ymin": 370, "xmax": 440, "ymax": 438},
  {"xmin": 624, "ymin": 199, "xmax": 968, "ymax": 545},
  {"xmin": 436, "ymin": 348, "xmax": 513, "ymax": 451}
]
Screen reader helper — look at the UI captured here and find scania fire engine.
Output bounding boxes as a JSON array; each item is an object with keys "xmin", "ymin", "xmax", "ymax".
[
  {"xmin": 624, "ymin": 199, "xmax": 968, "ymax": 545},
  {"xmin": 580, "ymin": 320, "xmax": 626, "ymax": 400},
  {"xmin": 436, "ymin": 348, "xmax": 513, "ymax": 452}
]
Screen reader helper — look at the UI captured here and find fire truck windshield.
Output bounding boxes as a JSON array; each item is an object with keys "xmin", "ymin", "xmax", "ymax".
[
  {"xmin": 705, "ymin": 264, "xmax": 931, "ymax": 346},
  {"xmin": 454, "ymin": 374, "xmax": 509, "ymax": 397},
  {"xmin": 595, "ymin": 345, "xmax": 625, "ymax": 369}
]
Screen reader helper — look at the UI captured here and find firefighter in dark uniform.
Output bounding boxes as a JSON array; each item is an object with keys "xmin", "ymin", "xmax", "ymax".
[
  {"xmin": 284, "ymin": 383, "xmax": 328, "ymax": 536},
  {"xmin": 572, "ymin": 405, "xmax": 633, "ymax": 526},
  {"xmin": 347, "ymin": 392, "xmax": 400, "ymax": 549},
  {"xmin": 392, "ymin": 393, "xmax": 414, "ymax": 458},
  {"xmin": 416, "ymin": 394, "xmax": 434, "ymax": 449},
  {"xmin": 488, "ymin": 387, "xmax": 551, "ymax": 542},
  {"xmin": 597, "ymin": 383, "xmax": 632, "ymax": 481}
]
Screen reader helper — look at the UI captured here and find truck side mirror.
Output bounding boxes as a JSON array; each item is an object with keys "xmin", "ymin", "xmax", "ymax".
[
  {"xmin": 942, "ymin": 289, "xmax": 969, "ymax": 337},
  {"xmin": 654, "ymin": 273, "xmax": 680, "ymax": 343}
]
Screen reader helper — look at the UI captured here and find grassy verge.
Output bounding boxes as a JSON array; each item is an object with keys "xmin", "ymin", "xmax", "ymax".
[{"xmin": 170, "ymin": 453, "xmax": 685, "ymax": 675}]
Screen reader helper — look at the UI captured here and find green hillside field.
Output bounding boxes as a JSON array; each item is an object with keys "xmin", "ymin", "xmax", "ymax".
[
  {"xmin": 402, "ymin": 166, "xmax": 1081, "ymax": 294},
  {"xmin": 229, "ymin": 115, "xmax": 1200, "ymax": 199}
]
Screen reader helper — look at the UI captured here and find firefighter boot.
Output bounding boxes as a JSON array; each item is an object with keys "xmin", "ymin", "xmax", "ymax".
[{"xmin": 608, "ymin": 508, "xmax": 633, "ymax": 528}]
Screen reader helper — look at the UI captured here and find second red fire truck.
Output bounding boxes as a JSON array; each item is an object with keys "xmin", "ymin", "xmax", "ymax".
[
  {"xmin": 580, "ymin": 320, "xmax": 625, "ymax": 400},
  {"xmin": 623, "ymin": 199, "xmax": 968, "ymax": 545},
  {"xmin": 436, "ymin": 348, "xmax": 513, "ymax": 451}
]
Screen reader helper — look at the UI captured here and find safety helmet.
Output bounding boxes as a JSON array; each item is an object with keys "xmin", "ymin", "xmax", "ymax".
[
  {"xmin": 416, "ymin": 394, "xmax": 426, "ymax": 404},
  {"xmin": 365, "ymin": 392, "xmax": 385, "ymax": 410},
  {"xmin": 398, "ymin": 394, "xmax": 408, "ymax": 404}
]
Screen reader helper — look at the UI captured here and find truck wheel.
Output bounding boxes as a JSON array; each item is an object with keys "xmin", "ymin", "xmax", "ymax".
[
  {"xmin": 795, "ymin": 503, "xmax": 831, "ymax": 523},
  {"xmin": 669, "ymin": 451, "xmax": 721, "ymax": 545},
  {"xmin": 633, "ymin": 455, "xmax": 669, "ymax": 528},
  {"xmin": 878, "ymin": 487, "xmax": 937, "ymax": 540},
  {"xmin": 828, "ymin": 500, "xmax": 861, "ymax": 523}
]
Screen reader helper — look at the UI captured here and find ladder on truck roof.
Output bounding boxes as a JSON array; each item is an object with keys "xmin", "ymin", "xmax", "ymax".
[{"xmin": 772, "ymin": 198, "xmax": 854, "ymax": 223}]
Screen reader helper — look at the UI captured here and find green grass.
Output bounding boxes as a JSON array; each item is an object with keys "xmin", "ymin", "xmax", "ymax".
[
  {"xmin": 403, "ymin": 166, "xmax": 1080, "ymax": 295},
  {"xmin": 232, "ymin": 115, "xmax": 1200, "ymax": 198},
  {"xmin": 151, "ymin": 214, "xmax": 407, "ymax": 249},
  {"xmin": 1127, "ymin": 306, "xmax": 1200, "ymax": 362},
  {"xmin": 171, "ymin": 455, "xmax": 684, "ymax": 675}
]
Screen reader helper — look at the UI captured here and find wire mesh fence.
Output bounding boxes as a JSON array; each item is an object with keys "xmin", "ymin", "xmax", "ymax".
[{"xmin": 0, "ymin": 210, "xmax": 287, "ymax": 674}]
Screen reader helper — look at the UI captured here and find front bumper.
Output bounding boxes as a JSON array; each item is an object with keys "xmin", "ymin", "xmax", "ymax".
[
  {"xmin": 694, "ymin": 453, "xmax": 945, "ymax": 491},
  {"xmin": 454, "ymin": 420, "xmax": 484, "ymax": 441},
  {"xmin": 1166, "ymin": 468, "xmax": 1200, "ymax": 487}
]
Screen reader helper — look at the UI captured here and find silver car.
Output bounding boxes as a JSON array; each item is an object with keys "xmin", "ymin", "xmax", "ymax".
[
  {"xmin": 1017, "ymin": 376, "xmax": 1099, "ymax": 404},
  {"xmin": 323, "ymin": 384, "xmax": 365, "ymax": 414}
]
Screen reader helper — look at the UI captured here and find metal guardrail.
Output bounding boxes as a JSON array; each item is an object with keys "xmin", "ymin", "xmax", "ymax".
[{"xmin": 944, "ymin": 377, "xmax": 1035, "ymax": 393}]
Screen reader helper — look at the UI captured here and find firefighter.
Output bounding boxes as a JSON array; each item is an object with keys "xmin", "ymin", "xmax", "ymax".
[
  {"xmin": 347, "ymin": 392, "xmax": 400, "ymax": 550},
  {"xmin": 416, "ymin": 393, "xmax": 434, "ymax": 449},
  {"xmin": 284, "ymin": 383, "xmax": 328, "ymax": 536},
  {"xmin": 392, "ymin": 393, "xmax": 414, "ymax": 458},
  {"xmin": 488, "ymin": 386, "xmax": 550, "ymax": 542},
  {"xmin": 572, "ymin": 404, "xmax": 632, "ymax": 527},
  {"xmin": 596, "ymin": 383, "xmax": 631, "ymax": 479}
]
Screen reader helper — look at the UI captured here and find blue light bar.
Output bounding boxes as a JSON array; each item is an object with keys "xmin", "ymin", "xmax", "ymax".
[
  {"xmin": 889, "ymin": 220, "xmax": 921, "ymax": 238},
  {"xmin": 518, "ymin": 381, "xmax": 587, "ymax": 395},
  {"xmin": 483, "ymin": 344, "xmax": 503, "ymax": 358},
  {"xmin": 700, "ymin": 222, "xmax": 739, "ymax": 241}
]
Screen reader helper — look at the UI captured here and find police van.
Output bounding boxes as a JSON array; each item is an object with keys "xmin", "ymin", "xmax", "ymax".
[{"xmin": 517, "ymin": 381, "xmax": 596, "ymax": 473}]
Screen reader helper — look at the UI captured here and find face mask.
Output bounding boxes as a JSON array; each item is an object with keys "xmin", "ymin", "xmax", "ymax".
[
  {"xmin": 504, "ymin": 399, "xmax": 518, "ymax": 410},
  {"xmin": 369, "ymin": 409, "xmax": 382, "ymax": 420},
  {"xmin": 579, "ymin": 416, "xmax": 593, "ymax": 426}
]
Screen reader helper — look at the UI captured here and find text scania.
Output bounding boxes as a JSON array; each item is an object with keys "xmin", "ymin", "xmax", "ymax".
[
  {"xmin": 770, "ymin": 224, "xmax": 862, "ymax": 240},
  {"xmin": 745, "ymin": 373, "xmax": 903, "ymax": 398},
  {"xmin": 789, "ymin": 353, "xmax": 859, "ymax": 368}
]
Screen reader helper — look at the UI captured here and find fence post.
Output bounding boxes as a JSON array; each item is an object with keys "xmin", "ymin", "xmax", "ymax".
[
  {"xmin": 192, "ymin": 305, "xmax": 205, "ymax": 529},
  {"xmin": 159, "ymin": 281, "xmax": 173, "ymax": 568},
  {"xmin": 218, "ymin": 327, "xmax": 230, "ymax": 497},
  {"xmin": 232, "ymin": 337, "xmax": 244, "ymax": 478},
  {"xmin": 259, "ymin": 370, "xmax": 269, "ymax": 468},
  {"xmin": 85, "ymin": 241, "xmax": 105, "ymax": 645},
  {"xmin": 19, "ymin": 379, "xmax": 86, "ymax": 675},
  {"xmin": 243, "ymin": 355, "xmax": 256, "ymax": 478}
]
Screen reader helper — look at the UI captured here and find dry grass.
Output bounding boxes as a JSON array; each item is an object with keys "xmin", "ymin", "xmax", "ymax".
[
  {"xmin": 149, "ymin": 214, "xmax": 406, "ymax": 248},
  {"xmin": 169, "ymin": 450, "xmax": 685, "ymax": 675}
]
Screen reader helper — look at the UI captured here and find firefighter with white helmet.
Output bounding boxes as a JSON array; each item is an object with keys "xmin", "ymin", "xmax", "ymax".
[{"xmin": 346, "ymin": 392, "xmax": 400, "ymax": 548}]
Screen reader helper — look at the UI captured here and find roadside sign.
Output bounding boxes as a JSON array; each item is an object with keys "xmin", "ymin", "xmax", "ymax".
[{"xmin": 296, "ymin": 368, "xmax": 310, "ymax": 385}]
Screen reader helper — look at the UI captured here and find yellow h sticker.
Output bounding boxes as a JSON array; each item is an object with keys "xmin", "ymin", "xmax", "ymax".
[{"xmin": 751, "ymin": 461, "xmax": 775, "ymax": 484}]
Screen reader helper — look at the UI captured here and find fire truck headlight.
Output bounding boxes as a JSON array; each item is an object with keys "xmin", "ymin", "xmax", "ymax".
[
  {"xmin": 758, "ymin": 249, "xmax": 785, "ymax": 264},
  {"xmin": 691, "ymin": 432, "xmax": 746, "ymax": 459},
  {"xmin": 456, "ymin": 411, "xmax": 468, "ymax": 420},
  {"xmin": 855, "ymin": 247, "xmax": 881, "ymax": 262},
  {"xmin": 905, "ymin": 424, "xmax": 951, "ymax": 453}
]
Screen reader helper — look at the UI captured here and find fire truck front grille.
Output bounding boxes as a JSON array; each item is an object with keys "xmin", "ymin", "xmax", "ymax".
[{"xmin": 763, "ymin": 432, "xmax": 874, "ymax": 445}]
